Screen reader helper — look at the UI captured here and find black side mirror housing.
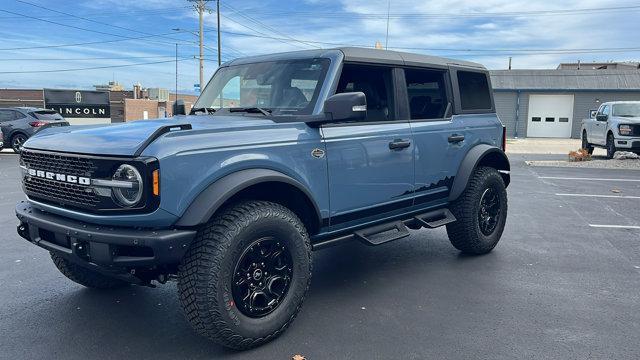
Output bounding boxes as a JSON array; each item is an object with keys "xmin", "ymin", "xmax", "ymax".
[
  {"xmin": 322, "ymin": 92, "xmax": 367, "ymax": 123},
  {"xmin": 173, "ymin": 99, "xmax": 187, "ymax": 116},
  {"xmin": 596, "ymin": 114, "xmax": 608, "ymax": 122}
]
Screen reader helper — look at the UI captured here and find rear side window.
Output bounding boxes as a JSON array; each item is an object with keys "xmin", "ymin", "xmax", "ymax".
[
  {"xmin": 0, "ymin": 110, "xmax": 17, "ymax": 121},
  {"xmin": 457, "ymin": 71, "xmax": 492, "ymax": 111},
  {"xmin": 404, "ymin": 68, "xmax": 448, "ymax": 120}
]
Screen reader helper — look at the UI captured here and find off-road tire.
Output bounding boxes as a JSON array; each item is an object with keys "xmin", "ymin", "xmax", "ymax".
[
  {"xmin": 177, "ymin": 200, "xmax": 312, "ymax": 350},
  {"xmin": 446, "ymin": 166, "xmax": 508, "ymax": 255},
  {"xmin": 582, "ymin": 131, "xmax": 594, "ymax": 155},
  {"xmin": 51, "ymin": 253, "xmax": 129, "ymax": 289},
  {"xmin": 606, "ymin": 133, "xmax": 616, "ymax": 159}
]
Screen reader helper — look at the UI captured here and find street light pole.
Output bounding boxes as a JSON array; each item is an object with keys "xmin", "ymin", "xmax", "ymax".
[
  {"xmin": 175, "ymin": 43, "xmax": 178, "ymax": 104},
  {"xmin": 198, "ymin": 1, "xmax": 204, "ymax": 91}
]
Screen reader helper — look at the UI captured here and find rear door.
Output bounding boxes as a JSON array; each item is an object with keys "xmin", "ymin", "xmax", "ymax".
[
  {"xmin": 402, "ymin": 66, "xmax": 457, "ymax": 205},
  {"xmin": 321, "ymin": 64, "xmax": 414, "ymax": 228}
]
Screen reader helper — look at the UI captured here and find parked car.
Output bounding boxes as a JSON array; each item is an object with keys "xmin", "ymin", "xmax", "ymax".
[
  {"xmin": 15, "ymin": 47, "xmax": 510, "ymax": 350},
  {"xmin": 0, "ymin": 107, "xmax": 68, "ymax": 153},
  {"xmin": 581, "ymin": 101, "xmax": 640, "ymax": 158}
]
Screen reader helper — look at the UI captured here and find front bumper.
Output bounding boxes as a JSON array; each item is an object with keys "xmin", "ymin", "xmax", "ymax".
[
  {"xmin": 615, "ymin": 137, "xmax": 640, "ymax": 150},
  {"xmin": 15, "ymin": 201, "xmax": 197, "ymax": 269}
]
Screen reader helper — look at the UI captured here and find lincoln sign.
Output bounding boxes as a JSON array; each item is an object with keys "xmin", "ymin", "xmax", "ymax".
[{"xmin": 44, "ymin": 89, "xmax": 110, "ymax": 118}]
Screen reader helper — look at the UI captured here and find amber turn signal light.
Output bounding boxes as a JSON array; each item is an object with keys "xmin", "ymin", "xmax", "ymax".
[{"xmin": 152, "ymin": 169, "xmax": 160, "ymax": 196}]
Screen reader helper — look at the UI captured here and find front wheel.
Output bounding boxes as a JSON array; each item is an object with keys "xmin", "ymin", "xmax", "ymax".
[
  {"xmin": 177, "ymin": 200, "xmax": 312, "ymax": 350},
  {"xmin": 606, "ymin": 133, "xmax": 616, "ymax": 159},
  {"xmin": 446, "ymin": 167, "xmax": 508, "ymax": 255}
]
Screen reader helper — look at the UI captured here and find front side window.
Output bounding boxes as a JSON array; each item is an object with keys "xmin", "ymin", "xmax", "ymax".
[
  {"xmin": 335, "ymin": 64, "xmax": 394, "ymax": 122},
  {"xmin": 405, "ymin": 68, "xmax": 448, "ymax": 120},
  {"xmin": 457, "ymin": 71, "xmax": 492, "ymax": 111},
  {"xmin": 0, "ymin": 110, "xmax": 12, "ymax": 122},
  {"xmin": 194, "ymin": 58, "xmax": 330, "ymax": 116}
]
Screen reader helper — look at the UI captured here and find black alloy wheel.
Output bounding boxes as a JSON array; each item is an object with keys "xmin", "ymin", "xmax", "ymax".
[
  {"xmin": 232, "ymin": 236, "xmax": 293, "ymax": 318},
  {"xmin": 606, "ymin": 133, "xmax": 616, "ymax": 159},
  {"xmin": 478, "ymin": 187, "xmax": 501, "ymax": 236}
]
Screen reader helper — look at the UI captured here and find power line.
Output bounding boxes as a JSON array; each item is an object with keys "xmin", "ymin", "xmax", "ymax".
[
  {"xmin": 0, "ymin": 31, "xmax": 195, "ymax": 51},
  {"xmin": 0, "ymin": 6, "xmax": 189, "ymax": 19},
  {"xmin": 0, "ymin": 55, "xmax": 195, "ymax": 61},
  {"xmin": 0, "ymin": 58, "xmax": 193, "ymax": 74},
  {"xmin": 12, "ymin": 0, "xmax": 203, "ymax": 48}
]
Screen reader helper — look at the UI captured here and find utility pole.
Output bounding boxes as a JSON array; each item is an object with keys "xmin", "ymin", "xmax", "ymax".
[
  {"xmin": 217, "ymin": 0, "xmax": 221, "ymax": 66},
  {"xmin": 385, "ymin": 0, "xmax": 391, "ymax": 49},
  {"xmin": 175, "ymin": 43, "xmax": 178, "ymax": 105},
  {"xmin": 189, "ymin": 0, "xmax": 210, "ymax": 92}
]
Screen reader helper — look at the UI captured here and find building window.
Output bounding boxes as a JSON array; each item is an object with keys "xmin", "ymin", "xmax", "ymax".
[
  {"xmin": 457, "ymin": 71, "xmax": 492, "ymax": 110},
  {"xmin": 532, "ymin": 117, "xmax": 541, "ymax": 122},
  {"xmin": 559, "ymin": 117, "xmax": 569, "ymax": 123},
  {"xmin": 545, "ymin": 117, "xmax": 555, "ymax": 122}
]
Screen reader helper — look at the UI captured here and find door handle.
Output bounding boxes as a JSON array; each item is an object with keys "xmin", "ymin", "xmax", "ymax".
[
  {"xmin": 448, "ymin": 134, "xmax": 465, "ymax": 143},
  {"xmin": 389, "ymin": 139, "xmax": 411, "ymax": 150}
]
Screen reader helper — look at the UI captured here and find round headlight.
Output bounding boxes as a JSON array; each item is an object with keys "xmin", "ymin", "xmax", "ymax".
[{"xmin": 112, "ymin": 164, "xmax": 143, "ymax": 207}]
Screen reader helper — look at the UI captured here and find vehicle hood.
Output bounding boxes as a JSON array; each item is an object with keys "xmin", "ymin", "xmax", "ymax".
[
  {"xmin": 611, "ymin": 116, "xmax": 640, "ymax": 124},
  {"xmin": 23, "ymin": 115, "xmax": 277, "ymax": 156}
]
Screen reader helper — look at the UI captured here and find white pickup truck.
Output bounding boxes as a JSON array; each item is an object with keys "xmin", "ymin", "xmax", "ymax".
[{"xmin": 581, "ymin": 101, "xmax": 640, "ymax": 158}]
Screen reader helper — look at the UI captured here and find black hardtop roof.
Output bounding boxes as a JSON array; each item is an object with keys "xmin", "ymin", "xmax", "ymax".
[{"xmin": 226, "ymin": 47, "xmax": 486, "ymax": 70}]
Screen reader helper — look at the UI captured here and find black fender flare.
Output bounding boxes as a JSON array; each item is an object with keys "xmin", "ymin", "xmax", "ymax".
[
  {"xmin": 175, "ymin": 168, "xmax": 322, "ymax": 227},
  {"xmin": 449, "ymin": 144, "xmax": 510, "ymax": 201}
]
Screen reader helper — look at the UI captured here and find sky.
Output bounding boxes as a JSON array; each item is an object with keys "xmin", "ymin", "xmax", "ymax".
[{"xmin": 0, "ymin": 0, "xmax": 639, "ymax": 93}]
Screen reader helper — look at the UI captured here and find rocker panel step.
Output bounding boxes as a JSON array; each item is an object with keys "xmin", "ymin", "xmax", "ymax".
[
  {"xmin": 354, "ymin": 221, "xmax": 410, "ymax": 246},
  {"xmin": 414, "ymin": 208, "xmax": 456, "ymax": 229}
]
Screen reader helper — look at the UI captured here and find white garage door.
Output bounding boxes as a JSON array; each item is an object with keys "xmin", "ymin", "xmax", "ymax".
[{"xmin": 527, "ymin": 94, "xmax": 574, "ymax": 138}]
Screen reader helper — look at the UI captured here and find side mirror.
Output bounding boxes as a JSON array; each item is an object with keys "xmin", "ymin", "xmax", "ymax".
[
  {"xmin": 596, "ymin": 114, "xmax": 608, "ymax": 122},
  {"xmin": 589, "ymin": 109, "xmax": 597, "ymax": 119},
  {"xmin": 172, "ymin": 99, "xmax": 186, "ymax": 116},
  {"xmin": 323, "ymin": 92, "xmax": 367, "ymax": 122}
]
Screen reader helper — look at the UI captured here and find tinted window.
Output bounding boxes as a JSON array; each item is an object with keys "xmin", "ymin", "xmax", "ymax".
[
  {"xmin": 405, "ymin": 69, "xmax": 448, "ymax": 119},
  {"xmin": 457, "ymin": 71, "xmax": 492, "ymax": 110},
  {"xmin": 0, "ymin": 110, "xmax": 15, "ymax": 122},
  {"xmin": 336, "ymin": 64, "xmax": 394, "ymax": 122},
  {"xmin": 30, "ymin": 110, "xmax": 63, "ymax": 120}
]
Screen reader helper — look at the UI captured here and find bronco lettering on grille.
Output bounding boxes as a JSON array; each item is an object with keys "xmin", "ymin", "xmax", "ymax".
[{"xmin": 27, "ymin": 169, "xmax": 90, "ymax": 185}]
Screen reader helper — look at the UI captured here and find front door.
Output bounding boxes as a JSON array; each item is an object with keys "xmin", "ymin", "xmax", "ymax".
[{"xmin": 322, "ymin": 64, "xmax": 414, "ymax": 228}]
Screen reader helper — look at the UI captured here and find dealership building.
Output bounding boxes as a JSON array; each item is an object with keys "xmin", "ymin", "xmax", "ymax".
[{"xmin": 491, "ymin": 65, "xmax": 640, "ymax": 139}]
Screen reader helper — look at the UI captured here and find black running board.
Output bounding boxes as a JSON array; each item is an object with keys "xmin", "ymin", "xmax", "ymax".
[
  {"xmin": 312, "ymin": 208, "xmax": 458, "ymax": 250},
  {"xmin": 413, "ymin": 208, "xmax": 456, "ymax": 229},
  {"xmin": 354, "ymin": 221, "xmax": 410, "ymax": 246}
]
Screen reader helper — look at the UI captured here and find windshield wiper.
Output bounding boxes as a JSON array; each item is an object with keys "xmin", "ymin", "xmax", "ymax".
[
  {"xmin": 228, "ymin": 107, "xmax": 272, "ymax": 116},
  {"xmin": 617, "ymin": 114, "xmax": 637, "ymax": 117},
  {"xmin": 190, "ymin": 107, "xmax": 217, "ymax": 115}
]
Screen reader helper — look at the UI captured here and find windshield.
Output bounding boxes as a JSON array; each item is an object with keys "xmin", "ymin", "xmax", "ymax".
[
  {"xmin": 194, "ymin": 58, "xmax": 330, "ymax": 116},
  {"xmin": 612, "ymin": 103, "xmax": 640, "ymax": 117}
]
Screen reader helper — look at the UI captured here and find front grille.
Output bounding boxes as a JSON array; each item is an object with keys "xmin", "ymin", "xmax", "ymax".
[
  {"xmin": 21, "ymin": 149, "xmax": 101, "ymax": 209},
  {"xmin": 630, "ymin": 125, "xmax": 640, "ymax": 137}
]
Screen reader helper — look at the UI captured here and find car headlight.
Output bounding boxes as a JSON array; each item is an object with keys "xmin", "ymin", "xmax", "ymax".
[
  {"xmin": 619, "ymin": 124, "xmax": 632, "ymax": 136},
  {"xmin": 111, "ymin": 164, "xmax": 143, "ymax": 207}
]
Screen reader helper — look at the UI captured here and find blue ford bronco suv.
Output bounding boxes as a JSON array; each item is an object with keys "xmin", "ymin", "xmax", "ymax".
[{"xmin": 15, "ymin": 47, "xmax": 509, "ymax": 349}]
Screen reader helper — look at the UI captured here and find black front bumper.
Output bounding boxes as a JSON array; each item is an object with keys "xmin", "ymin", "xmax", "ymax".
[{"xmin": 15, "ymin": 201, "xmax": 197, "ymax": 270}]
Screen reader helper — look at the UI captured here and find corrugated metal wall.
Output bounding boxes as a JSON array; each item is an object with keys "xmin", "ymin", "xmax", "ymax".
[{"xmin": 494, "ymin": 90, "xmax": 640, "ymax": 138}]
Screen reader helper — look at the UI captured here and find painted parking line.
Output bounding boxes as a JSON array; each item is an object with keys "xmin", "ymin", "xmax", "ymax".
[
  {"xmin": 556, "ymin": 193, "xmax": 640, "ymax": 199},
  {"xmin": 539, "ymin": 176, "xmax": 640, "ymax": 182},
  {"xmin": 589, "ymin": 224, "xmax": 640, "ymax": 230}
]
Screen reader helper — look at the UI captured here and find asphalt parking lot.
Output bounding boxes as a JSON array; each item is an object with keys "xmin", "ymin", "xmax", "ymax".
[{"xmin": 1, "ymin": 151, "xmax": 639, "ymax": 359}]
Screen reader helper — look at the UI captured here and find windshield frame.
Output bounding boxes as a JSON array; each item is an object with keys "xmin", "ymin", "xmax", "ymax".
[{"xmin": 194, "ymin": 57, "xmax": 334, "ymax": 118}]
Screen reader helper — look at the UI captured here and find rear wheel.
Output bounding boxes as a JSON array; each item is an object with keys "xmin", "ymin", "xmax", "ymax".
[
  {"xmin": 51, "ymin": 253, "xmax": 128, "ymax": 289},
  {"xmin": 177, "ymin": 200, "xmax": 312, "ymax": 350},
  {"xmin": 446, "ymin": 167, "xmax": 508, "ymax": 255},
  {"xmin": 11, "ymin": 133, "xmax": 27, "ymax": 153},
  {"xmin": 606, "ymin": 133, "xmax": 616, "ymax": 159},
  {"xmin": 582, "ymin": 131, "xmax": 594, "ymax": 155}
]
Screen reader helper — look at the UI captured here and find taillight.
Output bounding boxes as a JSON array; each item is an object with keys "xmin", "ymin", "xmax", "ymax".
[
  {"xmin": 29, "ymin": 121, "xmax": 48, "ymax": 127},
  {"xmin": 502, "ymin": 126, "xmax": 507, "ymax": 151}
]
